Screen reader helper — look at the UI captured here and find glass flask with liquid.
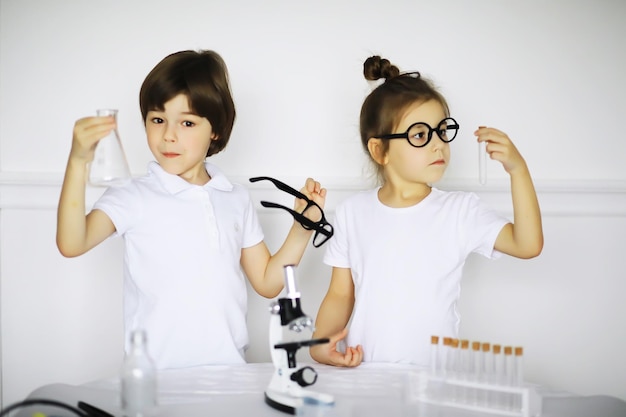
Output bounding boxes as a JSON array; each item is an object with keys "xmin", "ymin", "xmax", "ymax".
[{"xmin": 89, "ymin": 109, "xmax": 131, "ymax": 187}]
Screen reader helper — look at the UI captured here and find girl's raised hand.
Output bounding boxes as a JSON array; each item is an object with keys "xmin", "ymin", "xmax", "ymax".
[
  {"xmin": 475, "ymin": 126, "xmax": 527, "ymax": 175},
  {"xmin": 311, "ymin": 327, "xmax": 363, "ymax": 367},
  {"xmin": 70, "ymin": 116, "xmax": 116, "ymax": 162}
]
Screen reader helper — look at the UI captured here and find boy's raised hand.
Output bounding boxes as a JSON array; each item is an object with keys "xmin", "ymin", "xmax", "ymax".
[
  {"xmin": 294, "ymin": 177, "xmax": 327, "ymax": 223},
  {"xmin": 70, "ymin": 116, "xmax": 116, "ymax": 162}
]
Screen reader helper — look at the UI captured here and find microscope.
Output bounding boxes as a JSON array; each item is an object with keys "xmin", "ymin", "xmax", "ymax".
[{"xmin": 264, "ymin": 265, "xmax": 335, "ymax": 414}]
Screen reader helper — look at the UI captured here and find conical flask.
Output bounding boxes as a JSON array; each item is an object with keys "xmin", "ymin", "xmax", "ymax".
[{"xmin": 89, "ymin": 109, "xmax": 131, "ymax": 187}]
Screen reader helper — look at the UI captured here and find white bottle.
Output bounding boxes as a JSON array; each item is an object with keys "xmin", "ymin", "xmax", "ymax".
[{"xmin": 121, "ymin": 329, "xmax": 157, "ymax": 417}]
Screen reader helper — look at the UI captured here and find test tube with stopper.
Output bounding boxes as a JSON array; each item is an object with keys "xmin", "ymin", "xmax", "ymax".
[
  {"xmin": 430, "ymin": 335, "xmax": 440, "ymax": 375},
  {"xmin": 471, "ymin": 341, "xmax": 482, "ymax": 404},
  {"xmin": 504, "ymin": 346, "xmax": 514, "ymax": 409},
  {"xmin": 448, "ymin": 339, "xmax": 460, "ymax": 402},
  {"xmin": 459, "ymin": 340, "xmax": 470, "ymax": 403},
  {"xmin": 493, "ymin": 344, "xmax": 505, "ymax": 408},
  {"xmin": 441, "ymin": 337, "xmax": 452, "ymax": 376},
  {"xmin": 478, "ymin": 126, "xmax": 487, "ymax": 185},
  {"xmin": 459, "ymin": 340, "xmax": 470, "ymax": 377},
  {"xmin": 514, "ymin": 347, "xmax": 524, "ymax": 385},
  {"xmin": 448, "ymin": 339, "xmax": 460, "ymax": 375},
  {"xmin": 514, "ymin": 347, "xmax": 524, "ymax": 410},
  {"xmin": 480, "ymin": 342, "xmax": 492, "ymax": 406}
]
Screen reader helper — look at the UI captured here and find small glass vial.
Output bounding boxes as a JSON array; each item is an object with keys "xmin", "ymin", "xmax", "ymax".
[
  {"xmin": 479, "ymin": 140, "xmax": 487, "ymax": 185},
  {"xmin": 121, "ymin": 329, "xmax": 157, "ymax": 417},
  {"xmin": 89, "ymin": 109, "xmax": 131, "ymax": 187}
]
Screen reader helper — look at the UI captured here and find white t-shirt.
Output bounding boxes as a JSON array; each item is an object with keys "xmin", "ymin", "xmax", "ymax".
[
  {"xmin": 94, "ymin": 161, "xmax": 264, "ymax": 369},
  {"xmin": 323, "ymin": 187, "xmax": 509, "ymax": 366}
]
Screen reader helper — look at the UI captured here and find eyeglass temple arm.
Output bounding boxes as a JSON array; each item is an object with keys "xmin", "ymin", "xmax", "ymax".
[
  {"xmin": 259, "ymin": 201, "xmax": 332, "ymax": 237},
  {"xmin": 249, "ymin": 176, "xmax": 310, "ymax": 202}
]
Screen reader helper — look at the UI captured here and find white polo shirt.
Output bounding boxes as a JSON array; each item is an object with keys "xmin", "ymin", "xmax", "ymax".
[
  {"xmin": 94, "ymin": 161, "xmax": 264, "ymax": 369},
  {"xmin": 324, "ymin": 187, "xmax": 509, "ymax": 366}
]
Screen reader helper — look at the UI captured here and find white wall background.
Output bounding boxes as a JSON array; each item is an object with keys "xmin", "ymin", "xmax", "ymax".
[{"xmin": 1, "ymin": 0, "xmax": 625, "ymax": 409}]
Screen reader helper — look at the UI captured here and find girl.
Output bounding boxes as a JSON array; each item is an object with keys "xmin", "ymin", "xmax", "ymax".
[{"xmin": 310, "ymin": 55, "xmax": 543, "ymax": 367}]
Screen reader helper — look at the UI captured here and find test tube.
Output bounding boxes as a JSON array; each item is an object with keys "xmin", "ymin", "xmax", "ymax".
[
  {"xmin": 514, "ymin": 347, "xmax": 524, "ymax": 410},
  {"xmin": 480, "ymin": 343, "xmax": 492, "ymax": 406},
  {"xmin": 478, "ymin": 126, "xmax": 487, "ymax": 185},
  {"xmin": 514, "ymin": 347, "xmax": 524, "ymax": 386},
  {"xmin": 448, "ymin": 339, "xmax": 460, "ymax": 375},
  {"xmin": 459, "ymin": 340, "xmax": 470, "ymax": 403},
  {"xmin": 471, "ymin": 341, "xmax": 482, "ymax": 404},
  {"xmin": 441, "ymin": 337, "xmax": 452, "ymax": 376},
  {"xmin": 430, "ymin": 336, "xmax": 440, "ymax": 375},
  {"xmin": 493, "ymin": 344, "xmax": 505, "ymax": 408},
  {"xmin": 448, "ymin": 339, "xmax": 460, "ymax": 401},
  {"xmin": 459, "ymin": 340, "xmax": 470, "ymax": 377},
  {"xmin": 504, "ymin": 346, "xmax": 514, "ymax": 409}
]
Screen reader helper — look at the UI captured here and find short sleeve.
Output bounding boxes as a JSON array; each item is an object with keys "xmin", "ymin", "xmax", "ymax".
[
  {"xmin": 463, "ymin": 193, "xmax": 509, "ymax": 259},
  {"xmin": 93, "ymin": 182, "xmax": 141, "ymax": 236},
  {"xmin": 323, "ymin": 202, "xmax": 351, "ymax": 268},
  {"xmin": 241, "ymin": 189, "xmax": 264, "ymax": 249}
]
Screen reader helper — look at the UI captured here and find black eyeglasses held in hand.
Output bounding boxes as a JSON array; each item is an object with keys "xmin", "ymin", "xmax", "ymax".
[{"xmin": 249, "ymin": 176, "xmax": 334, "ymax": 248}]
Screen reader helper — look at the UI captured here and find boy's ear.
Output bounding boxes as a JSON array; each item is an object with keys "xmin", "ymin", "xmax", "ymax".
[{"xmin": 367, "ymin": 138, "xmax": 386, "ymax": 165}]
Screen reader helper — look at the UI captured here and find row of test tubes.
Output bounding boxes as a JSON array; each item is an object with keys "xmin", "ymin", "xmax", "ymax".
[{"xmin": 428, "ymin": 336, "xmax": 525, "ymax": 411}]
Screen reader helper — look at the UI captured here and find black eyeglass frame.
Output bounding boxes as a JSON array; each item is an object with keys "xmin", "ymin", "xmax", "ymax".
[
  {"xmin": 249, "ymin": 176, "xmax": 334, "ymax": 248},
  {"xmin": 376, "ymin": 117, "xmax": 459, "ymax": 148}
]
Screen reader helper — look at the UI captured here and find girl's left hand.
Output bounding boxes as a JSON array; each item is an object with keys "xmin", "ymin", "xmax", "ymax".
[{"xmin": 475, "ymin": 126, "xmax": 527, "ymax": 175}]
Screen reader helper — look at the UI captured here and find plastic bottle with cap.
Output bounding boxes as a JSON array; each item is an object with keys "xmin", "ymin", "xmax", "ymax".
[{"xmin": 121, "ymin": 329, "xmax": 157, "ymax": 417}]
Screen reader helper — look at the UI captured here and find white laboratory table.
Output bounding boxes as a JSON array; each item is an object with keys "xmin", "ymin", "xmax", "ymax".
[{"xmin": 12, "ymin": 363, "xmax": 626, "ymax": 417}]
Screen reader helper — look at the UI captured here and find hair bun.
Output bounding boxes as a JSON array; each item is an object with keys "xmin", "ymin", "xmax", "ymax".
[{"xmin": 363, "ymin": 55, "xmax": 400, "ymax": 82}]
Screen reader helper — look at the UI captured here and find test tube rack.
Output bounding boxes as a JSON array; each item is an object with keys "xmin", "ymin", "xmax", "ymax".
[{"xmin": 411, "ymin": 370, "xmax": 542, "ymax": 417}]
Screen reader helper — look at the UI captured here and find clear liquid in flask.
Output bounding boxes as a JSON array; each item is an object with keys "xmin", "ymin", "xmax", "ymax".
[{"xmin": 89, "ymin": 109, "xmax": 131, "ymax": 187}]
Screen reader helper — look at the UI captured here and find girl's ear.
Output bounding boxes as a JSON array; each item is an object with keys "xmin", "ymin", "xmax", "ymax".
[{"xmin": 367, "ymin": 138, "xmax": 386, "ymax": 165}]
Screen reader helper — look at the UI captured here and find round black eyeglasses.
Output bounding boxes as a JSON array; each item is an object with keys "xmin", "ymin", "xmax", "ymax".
[{"xmin": 376, "ymin": 117, "xmax": 459, "ymax": 148}]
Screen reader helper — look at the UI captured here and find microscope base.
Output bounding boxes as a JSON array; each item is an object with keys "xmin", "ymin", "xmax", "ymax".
[
  {"xmin": 265, "ymin": 387, "xmax": 335, "ymax": 415},
  {"xmin": 265, "ymin": 389, "xmax": 300, "ymax": 415}
]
